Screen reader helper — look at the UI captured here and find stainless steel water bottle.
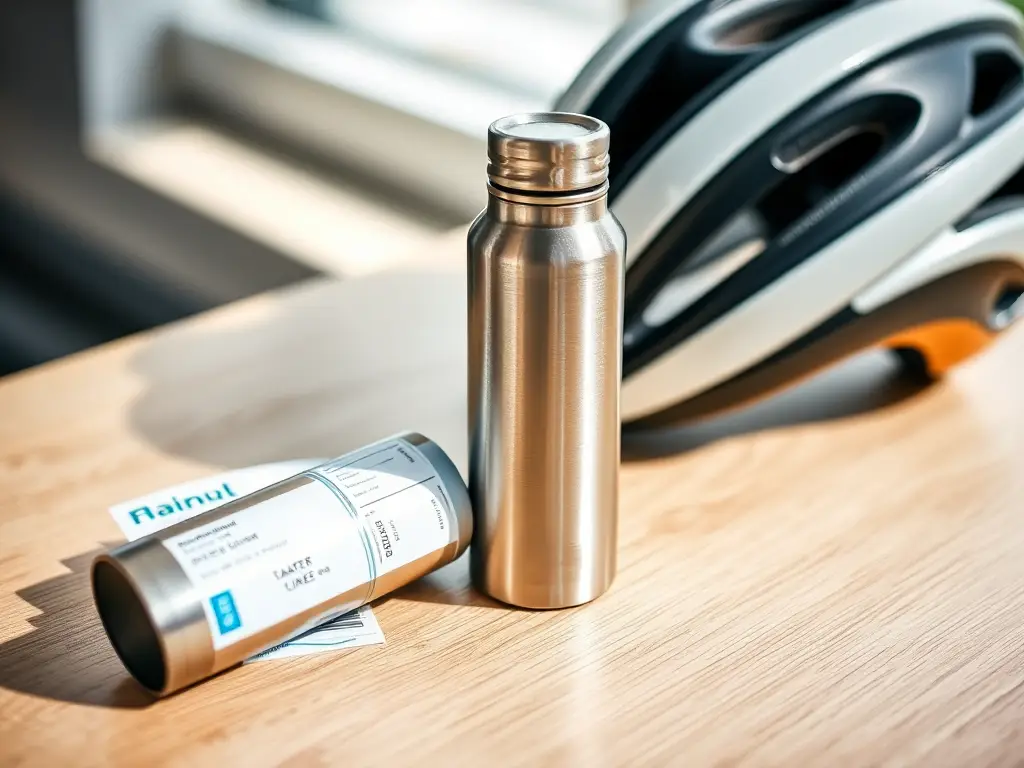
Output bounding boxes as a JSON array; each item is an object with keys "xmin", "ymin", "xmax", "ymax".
[{"xmin": 467, "ymin": 111, "xmax": 626, "ymax": 609}]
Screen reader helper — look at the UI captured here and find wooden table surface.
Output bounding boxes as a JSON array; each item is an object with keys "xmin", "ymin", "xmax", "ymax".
[{"xmin": 2, "ymin": 255, "xmax": 1024, "ymax": 767}]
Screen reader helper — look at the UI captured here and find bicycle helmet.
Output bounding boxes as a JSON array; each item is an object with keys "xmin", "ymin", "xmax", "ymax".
[{"xmin": 554, "ymin": 0, "xmax": 1024, "ymax": 429}]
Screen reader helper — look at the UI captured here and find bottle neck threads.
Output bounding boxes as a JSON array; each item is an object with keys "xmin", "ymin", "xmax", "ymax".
[{"xmin": 486, "ymin": 112, "xmax": 611, "ymax": 201}]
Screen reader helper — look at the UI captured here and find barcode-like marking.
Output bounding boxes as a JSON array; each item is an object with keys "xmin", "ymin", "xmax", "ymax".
[
  {"xmin": 312, "ymin": 613, "xmax": 365, "ymax": 632},
  {"xmin": 248, "ymin": 610, "xmax": 367, "ymax": 660}
]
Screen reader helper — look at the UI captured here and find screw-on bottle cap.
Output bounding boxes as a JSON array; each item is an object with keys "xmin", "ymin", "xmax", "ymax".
[{"xmin": 487, "ymin": 112, "xmax": 610, "ymax": 194}]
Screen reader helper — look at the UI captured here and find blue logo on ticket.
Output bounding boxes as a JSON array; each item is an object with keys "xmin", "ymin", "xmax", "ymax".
[{"xmin": 211, "ymin": 590, "xmax": 242, "ymax": 635}]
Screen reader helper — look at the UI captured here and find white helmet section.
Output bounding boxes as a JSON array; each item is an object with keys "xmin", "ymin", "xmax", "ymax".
[
  {"xmin": 854, "ymin": 209, "xmax": 1024, "ymax": 316},
  {"xmin": 620, "ymin": 103, "xmax": 1024, "ymax": 422}
]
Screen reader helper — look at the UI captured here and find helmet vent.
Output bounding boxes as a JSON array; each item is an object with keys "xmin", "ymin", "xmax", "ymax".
[
  {"xmin": 984, "ymin": 165, "xmax": 1024, "ymax": 206},
  {"xmin": 759, "ymin": 126, "xmax": 885, "ymax": 239},
  {"xmin": 955, "ymin": 165, "xmax": 1024, "ymax": 231},
  {"xmin": 701, "ymin": 0, "xmax": 858, "ymax": 50},
  {"xmin": 991, "ymin": 285, "xmax": 1024, "ymax": 331},
  {"xmin": 969, "ymin": 50, "xmax": 1023, "ymax": 117}
]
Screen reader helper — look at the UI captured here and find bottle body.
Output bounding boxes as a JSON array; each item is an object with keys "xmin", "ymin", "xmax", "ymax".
[{"xmin": 468, "ymin": 192, "xmax": 626, "ymax": 609}]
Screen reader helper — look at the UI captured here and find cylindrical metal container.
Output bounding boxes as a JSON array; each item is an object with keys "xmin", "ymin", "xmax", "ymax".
[
  {"xmin": 467, "ymin": 112, "xmax": 626, "ymax": 609},
  {"xmin": 92, "ymin": 432, "xmax": 471, "ymax": 696}
]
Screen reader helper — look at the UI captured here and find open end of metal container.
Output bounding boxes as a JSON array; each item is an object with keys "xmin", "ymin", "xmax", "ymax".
[{"xmin": 92, "ymin": 559, "xmax": 166, "ymax": 695}]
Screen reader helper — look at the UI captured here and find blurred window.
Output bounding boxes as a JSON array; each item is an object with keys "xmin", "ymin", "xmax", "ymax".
[
  {"xmin": 262, "ymin": 0, "xmax": 629, "ymax": 103},
  {"xmin": 171, "ymin": 0, "xmax": 639, "ymax": 217}
]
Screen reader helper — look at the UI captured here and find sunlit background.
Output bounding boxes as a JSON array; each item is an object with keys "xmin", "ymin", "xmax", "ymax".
[{"xmin": 0, "ymin": 0, "xmax": 1022, "ymax": 377}]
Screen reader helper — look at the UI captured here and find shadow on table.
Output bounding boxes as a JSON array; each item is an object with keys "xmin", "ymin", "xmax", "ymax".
[
  {"xmin": 122, "ymin": 270, "xmax": 934, "ymax": 475},
  {"xmin": 125, "ymin": 271, "xmax": 469, "ymax": 473},
  {"xmin": 0, "ymin": 546, "xmax": 154, "ymax": 709},
  {"xmin": 389, "ymin": 556, "xmax": 509, "ymax": 610},
  {"xmin": 622, "ymin": 349, "xmax": 930, "ymax": 461}
]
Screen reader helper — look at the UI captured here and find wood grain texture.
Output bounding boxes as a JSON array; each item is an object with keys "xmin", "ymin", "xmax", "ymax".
[{"xmin": 2, "ymin": 255, "xmax": 1024, "ymax": 767}]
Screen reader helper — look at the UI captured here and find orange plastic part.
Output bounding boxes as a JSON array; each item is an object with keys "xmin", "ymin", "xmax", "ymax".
[{"xmin": 884, "ymin": 319, "xmax": 995, "ymax": 377}]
